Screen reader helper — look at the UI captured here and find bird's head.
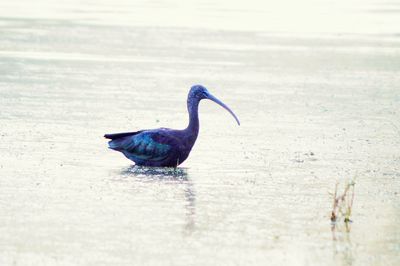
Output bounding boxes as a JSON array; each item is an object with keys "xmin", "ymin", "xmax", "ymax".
[
  {"xmin": 189, "ymin": 84, "xmax": 210, "ymax": 100},
  {"xmin": 188, "ymin": 85, "xmax": 240, "ymax": 125}
]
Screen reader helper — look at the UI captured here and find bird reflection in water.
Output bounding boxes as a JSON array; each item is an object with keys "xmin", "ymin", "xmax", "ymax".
[{"xmin": 120, "ymin": 165, "xmax": 196, "ymax": 234}]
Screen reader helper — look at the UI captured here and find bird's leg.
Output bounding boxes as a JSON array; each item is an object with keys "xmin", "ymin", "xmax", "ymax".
[{"xmin": 174, "ymin": 158, "xmax": 180, "ymax": 170}]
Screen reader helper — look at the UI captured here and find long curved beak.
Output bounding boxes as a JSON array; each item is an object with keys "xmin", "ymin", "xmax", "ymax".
[{"xmin": 206, "ymin": 93, "xmax": 240, "ymax": 125}]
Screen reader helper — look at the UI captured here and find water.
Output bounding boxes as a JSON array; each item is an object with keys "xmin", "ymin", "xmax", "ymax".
[{"xmin": 0, "ymin": 0, "xmax": 399, "ymax": 265}]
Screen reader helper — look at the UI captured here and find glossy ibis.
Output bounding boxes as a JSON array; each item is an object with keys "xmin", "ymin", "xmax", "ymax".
[{"xmin": 104, "ymin": 85, "xmax": 240, "ymax": 167}]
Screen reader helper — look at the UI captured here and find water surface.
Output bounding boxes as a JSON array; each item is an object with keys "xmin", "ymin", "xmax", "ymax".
[{"xmin": 0, "ymin": 0, "xmax": 399, "ymax": 265}]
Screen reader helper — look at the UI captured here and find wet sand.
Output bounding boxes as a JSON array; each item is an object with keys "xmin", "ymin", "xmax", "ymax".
[{"xmin": 0, "ymin": 0, "xmax": 399, "ymax": 265}]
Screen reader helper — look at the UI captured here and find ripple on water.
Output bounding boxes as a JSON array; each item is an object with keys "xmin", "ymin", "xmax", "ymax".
[{"xmin": 120, "ymin": 165, "xmax": 189, "ymax": 182}]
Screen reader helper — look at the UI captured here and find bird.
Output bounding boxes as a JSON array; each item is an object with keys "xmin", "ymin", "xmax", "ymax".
[{"xmin": 104, "ymin": 85, "xmax": 240, "ymax": 167}]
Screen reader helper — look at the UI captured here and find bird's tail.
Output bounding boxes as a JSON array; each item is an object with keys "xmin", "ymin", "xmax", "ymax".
[
  {"xmin": 105, "ymin": 131, "xmax": 142, "ymax": 151},
  {"xmin": 104, "ymin": 130, "xmax": 142, "ymax": 140},
  {"xmin": 107, "ymin": 139, "xmax": 122, "ymax": 150}
]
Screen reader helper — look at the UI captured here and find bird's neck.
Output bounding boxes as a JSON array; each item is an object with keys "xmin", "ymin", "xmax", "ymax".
[{"xmin": 185, "ymin": 98, "xmax": 200, "ymax": 140}]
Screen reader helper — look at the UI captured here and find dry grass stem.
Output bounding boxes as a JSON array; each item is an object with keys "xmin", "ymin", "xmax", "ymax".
[{"xmin": 330, "ymin": 179, "xmax": 356, "ymax": 225}]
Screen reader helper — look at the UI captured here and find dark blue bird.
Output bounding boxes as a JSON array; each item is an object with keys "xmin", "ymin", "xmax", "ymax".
[{"xmin": 104, "ymin": 85, "xmax": 240, "ymax": 167}]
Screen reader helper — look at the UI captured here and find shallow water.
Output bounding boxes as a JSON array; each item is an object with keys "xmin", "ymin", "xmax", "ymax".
[{"xmin": 0, "ymin": 0, "xmax": 399, "ymax": 265}]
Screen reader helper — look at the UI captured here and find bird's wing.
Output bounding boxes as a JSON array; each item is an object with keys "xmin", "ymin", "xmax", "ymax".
[{"xmin": 108, "ymin": 130, "xmax": 178, "ymax": 162}]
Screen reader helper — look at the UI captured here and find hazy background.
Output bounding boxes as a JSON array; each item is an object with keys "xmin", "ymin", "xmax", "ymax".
[{"xmin": 0, "ymin": 0, "xmax": 399, "ymax": 265}]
